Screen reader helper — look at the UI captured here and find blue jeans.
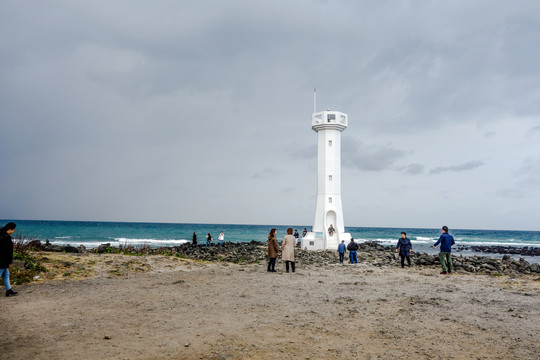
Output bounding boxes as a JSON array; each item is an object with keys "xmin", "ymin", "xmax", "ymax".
[
  {"xmin": 349, "ymin": 251, "xmax": 357, "ymax": 264},
  {"xmin": 1, "ymin": 268, "xmax": 12, "ymax": 290},
  {"xmin": 219, "ymin": 241, "xmax": 224, "ymax": 247},
  {"xmin": 206, "ymin": 240, "xmax": 211, "ymax": 246},
  {"xmin": 338, "ymin": 252, "xmax": 345, "ymax": 263}
]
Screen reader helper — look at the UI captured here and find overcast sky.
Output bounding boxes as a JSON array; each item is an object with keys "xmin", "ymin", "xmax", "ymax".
[{"xmin": 1, "ymin": 1, "xmax": 540, "ymax": 230}]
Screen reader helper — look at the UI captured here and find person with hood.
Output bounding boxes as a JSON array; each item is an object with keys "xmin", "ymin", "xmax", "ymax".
[
  {"xmin": 282, "ymin": 228, "xmax": 296, "ymax": 273},
  {"xmin": 395, "ymin": 232, "xmax": 412, "ymax": 268},
  {"xmin": 346, "ymin": 238, "xmax": 358, "ymax": 264},
  {"xmin": 267, "ymin": 228, "xmax": 279, "ymax": 272},
  {"xmin": 433, "ymin": 226, "xmax": 455, "ymax": 275},
  {"xmin": 0, "ymin": 222, "xmax": 17, "ymax": 297}
]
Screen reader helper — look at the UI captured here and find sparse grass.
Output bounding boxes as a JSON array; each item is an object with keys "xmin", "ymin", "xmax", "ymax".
[{"xmin": 11, "ymin": 233, "xmax": 47, "ymax": 285}]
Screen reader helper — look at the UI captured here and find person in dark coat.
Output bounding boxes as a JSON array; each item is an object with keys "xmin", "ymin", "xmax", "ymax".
[
  {"xmin": 433, "ymin": 225, "xmax": 455, "ymax": 275},
  {"xmin": 346, "ymin": 238, "xmax": 358, "ymax": 264},
  {"xmin": 395, "ymin": 232, "xmax": 412, "ymax": 268},
  {"xmin": 0, "ymin": 222, "xmax": 18, "ymax": 297},
  {"xmin": 192, "ymin": 232, "xmax": 197, "ymax": 246},
  {"xmin": 267, "ymin": 228, "xmax": 279, "ymax": 272},
  {"xmin": 206, "ymin": 233, "xmax": 212, "ymax": 246}
]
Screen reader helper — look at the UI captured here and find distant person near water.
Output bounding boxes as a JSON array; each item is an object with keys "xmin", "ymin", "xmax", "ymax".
[
  {"xmin": 218, "ymin": 232, "xmax": 224, "ymax": 247},
  {"xmin": 267, "ymin": 228, "xmax": 279, "ymax": 273},
  {"xmin": 433, "ymin": 226, "xmax": 455, "ymax": 275},
  {"xmin": 328, "ymin": 224, "xmax": 335, "ymax": 237},
  {"xmin": 192, "ymin": 232, "xmax": 197, "ymax": 246},
  {"xmin": 337, "ymin": 240, "xmax": 346, "ymax": 263},
  {"xmin": 347, "ymin": 238, "xmax": 358, "ymax": 264},
  {"xmin": 206, "ymin": 233, "xmax": 212, "ymax": 247},
  {"xmin": 395, "ymin": 232, "xmax": 412, "ymax": 268},
  {"xmin": 0, "ymin": 222, "xmax": 18, "ymax": 297},
  {"xmin": 301, "ymin": 228, "xmax": 307, "ymax": 237},
  {"xmin": 282, "ymin": 228, "xmax": 296, "ymax": 273}
]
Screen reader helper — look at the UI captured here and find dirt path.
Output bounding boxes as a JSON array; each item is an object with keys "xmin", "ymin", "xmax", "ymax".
[{"xmin": 1, "ymin": 253, "xmax": 539, "ymax": 359}]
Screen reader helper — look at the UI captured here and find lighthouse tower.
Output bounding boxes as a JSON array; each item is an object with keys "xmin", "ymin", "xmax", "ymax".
[{"xmin": 301, "ymin": 110, "xmax": 352, "ymax": 250}]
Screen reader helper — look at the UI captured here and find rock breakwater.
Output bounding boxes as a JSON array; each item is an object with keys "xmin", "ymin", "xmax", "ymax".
[{"xmin": 26, "ymin": 240, "xmax": 539, "ymax": 275}]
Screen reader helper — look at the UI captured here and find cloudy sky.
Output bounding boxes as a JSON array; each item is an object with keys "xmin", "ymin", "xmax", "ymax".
[{"xmin": 1, "ymin": 1, "xmax": 540, "ymax": 230}]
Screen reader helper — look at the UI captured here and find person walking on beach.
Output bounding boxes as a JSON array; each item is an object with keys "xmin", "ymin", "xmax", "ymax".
[
  {"xmin": 282, "ymin": 228, "xmax": 296, "ymax": 273},
  {"xmin": 433, "ymin": 226, "xmax": 455, "ymax": 275},
  {"xmin": 395, "ymin": 232, "xmax": 412, "ymax": 268},
  {"xmin": 337, "ymin": 240, "xmax": 346, "ymax": 263},
  {"xmin": 267, "ymin": 228, "xmax": 279, "ymax": 273},
  {"xmin": 0, "ymin": 222, "xmax": 18, "ymax": 297},
  {"xmin": 192, "ymin": 232, "xmax": 197, "ymax": 246},
  {"xmin": 206, "ymin": 233, "xmax": 212, "ymax": 247},
  {"xmin": 347, "ymin": 238, "xmax": 358, "ymax": 264},
  {"xmin": 218, "ymin": 232, "xmax": 224, "ymax": 247}
]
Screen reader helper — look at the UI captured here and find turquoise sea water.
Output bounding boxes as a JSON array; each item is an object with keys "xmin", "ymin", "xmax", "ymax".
[{"xmin": 4, "ymin": 220, "xmax": 540, "ymax": 253}]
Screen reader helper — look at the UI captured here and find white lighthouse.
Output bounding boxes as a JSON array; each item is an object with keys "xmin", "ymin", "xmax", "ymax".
[{"xmin": 301, "ymin": 110, "xmax": 352, "ymax": 250}]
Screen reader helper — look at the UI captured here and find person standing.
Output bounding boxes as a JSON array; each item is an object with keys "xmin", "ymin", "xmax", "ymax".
[
  {"xmin": 218, "ymin": 232, "xmax": 224, "ymax": 247},
  {"xmin": 282, "ymin": 228, "xmax": 296, "ymax": 273},
  {"xmin": 0, "ymin": 222, "xmax": 17, "ymax": 297},
  {"xmin": 347, "ymin": 238, "xmax": 358, "ymax": 264},
  {"xmin": 192, "ymin": 232, "xmax": 197, "ymax": 246},
  {"xmin": 206, "ymin": 233, "xmax": 212, "ymax": 247},
  {"xmin": 337, "ymin": 240, "xmax": 346, "ymax": 263},
  {"xmin": 267, "ymin": 228, "xmax": 279, "ymax": 272},
  {"xmin": 395, "ymin": 232, "xmax": 412, "ymax": 268},
  {"xmin": 301, "ymin": 228, "xmax": 308, "ymax": 237},
  {"xmin": 433, "ymin": 226, "xmax": 455, "ymax": 275}
]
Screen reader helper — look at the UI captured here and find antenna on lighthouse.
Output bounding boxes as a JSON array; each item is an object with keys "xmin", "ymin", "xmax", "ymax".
[{"xmin": 313, "ymin": 88, "xmax": 317, "ymax": 114}]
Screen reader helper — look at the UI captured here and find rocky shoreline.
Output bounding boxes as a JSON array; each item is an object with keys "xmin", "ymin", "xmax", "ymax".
[
  {"xmin": 456, "ymin": 244, "xmax": 540, "ymax": 256},
  {"xmin": 26, "ymin": 240, "xmax": 540, "ymax": 275}
]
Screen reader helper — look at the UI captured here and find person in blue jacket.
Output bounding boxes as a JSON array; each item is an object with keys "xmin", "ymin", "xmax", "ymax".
[
  {"xmin": 395, "ymin": 232, "xmax": 412, "ymax": 268},
  {"xmin": 433, "ymin": 225, "xmax": 455, "ymax": 275},
  {"xmin": 337, "ymin": 240, "xmax": 346, "ymax": 263}
]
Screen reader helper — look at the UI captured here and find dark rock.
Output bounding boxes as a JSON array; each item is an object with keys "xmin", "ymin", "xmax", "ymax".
[{"xmin": 64, "ymin": 245, "xmax": 79, "ymax": 253}]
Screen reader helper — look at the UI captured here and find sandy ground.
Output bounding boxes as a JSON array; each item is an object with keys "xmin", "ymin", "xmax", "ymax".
[{"xmin": 1, "ymin": 252, "xmax": 539, "ymax": 360}]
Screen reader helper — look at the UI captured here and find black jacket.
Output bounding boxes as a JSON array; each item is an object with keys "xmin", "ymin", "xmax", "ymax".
[
  {"xmin": 347, "ymin": 241, "xmax": 359, "ymax": 251},
  {"xmin": 0, "ymin": 232, "xmax": 14, "ymax": 268}
]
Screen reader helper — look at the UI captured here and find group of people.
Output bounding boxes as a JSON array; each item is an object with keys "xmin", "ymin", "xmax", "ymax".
[
  {"xmin": 335, "ymin": 226, "xmax": 455, "ymax": 274},
  {"xmin": 267, "ymin": 228, "xmax": 297, "ymax": 273},
  {"xmin": 192, "ymin": 231, "xmax": 225, "ymax": 247}
]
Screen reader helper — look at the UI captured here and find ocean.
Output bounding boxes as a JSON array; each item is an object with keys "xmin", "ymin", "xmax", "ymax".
[{"xmin": 5, "ymin": 220, "xmax": 540, "ymax": 260}]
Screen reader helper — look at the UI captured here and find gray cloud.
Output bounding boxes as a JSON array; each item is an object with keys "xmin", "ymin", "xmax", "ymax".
[
  {"xmin": 342, "ymin": 137, "xmax": 406, "ymax": 171},
  {"xmin": 252, "ymin": 167, "xmax": 280, "ymax": 180},
  {"xmin": 527, "ymin": 125, "xmax": 540, "ymax": 136},
  {"xmin": 430, "ymin": 161, "xmax": 485, "ymax": 175},
  {"xmin": 397, "ymin": 163, "xmax": 425, "ymax": 175}
]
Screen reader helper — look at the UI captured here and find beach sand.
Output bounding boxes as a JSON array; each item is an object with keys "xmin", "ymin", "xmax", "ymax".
[{"xmin": 1, "ymin": 252, "xmax": 539, "ymax": 359}]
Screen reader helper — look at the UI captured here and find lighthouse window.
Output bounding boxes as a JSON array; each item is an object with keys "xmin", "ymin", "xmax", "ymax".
[
  {"xmin": 327, "ymin": 114, "xmax": 335, "ymax": 122},
  {"xmin": 329, "ymin": 197, "xmax": 333, "ymax": 203},
  {"xmin": 328, "ymin": 140, "xmax": 332, "ymax": 146},
  {"xmin": 329, "ymin": 175, "xmax": 332, "ymax": 181}
]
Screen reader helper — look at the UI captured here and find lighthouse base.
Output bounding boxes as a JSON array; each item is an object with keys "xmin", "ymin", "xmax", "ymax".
[{"xmin": 301, "ymin": 232, "xmax": 352, "ymax": 251}]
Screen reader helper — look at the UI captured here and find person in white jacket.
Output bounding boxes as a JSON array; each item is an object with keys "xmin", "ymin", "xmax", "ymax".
[
  {"xmin": 282, "ymin": 228, "xmax": 296, "ymax": 273},
  {"xmin": 218, "ymin": 232, "xmax": 224, "ymax": 247}
]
